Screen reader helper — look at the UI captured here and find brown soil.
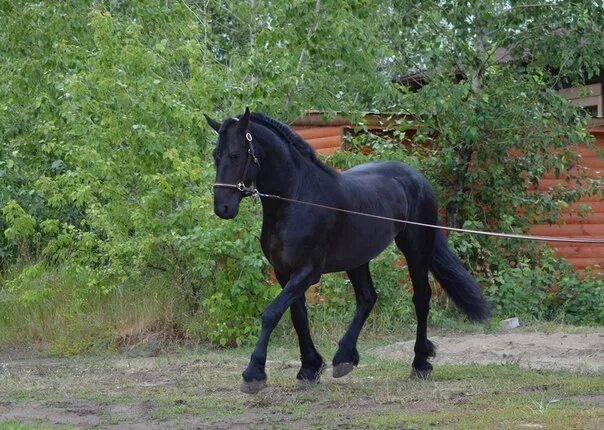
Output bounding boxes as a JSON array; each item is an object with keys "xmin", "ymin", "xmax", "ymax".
[
  {"xmin": 1, "ymin": 330, "xmax": 603, "ymax": 429},
  {"xmin": 374, "ymin": 330, "xmax": 604, "ymax": 372}
]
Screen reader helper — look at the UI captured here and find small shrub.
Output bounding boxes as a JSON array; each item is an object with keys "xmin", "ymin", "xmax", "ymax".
[
  {"xmin": 485, "ymin": 260, "xmax": 555, "ymax": 321},
  {"xmin": 555, "ymin": 274, "xmax": 604, "ymax": 325}
]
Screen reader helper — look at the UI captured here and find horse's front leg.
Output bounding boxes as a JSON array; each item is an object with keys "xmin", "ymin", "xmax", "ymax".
[
  {"xmin": 241, "ymin": 265, "xmax": 321, "ymax": 394},
  {"xmin": 274, "ymin": 270, "xmax": 325, "ymax": 386}
]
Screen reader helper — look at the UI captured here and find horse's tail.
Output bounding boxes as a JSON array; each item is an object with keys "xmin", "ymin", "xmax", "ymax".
[{"xmin": 428, "ymin": 230, "xmax": 491, "ymax": 321}]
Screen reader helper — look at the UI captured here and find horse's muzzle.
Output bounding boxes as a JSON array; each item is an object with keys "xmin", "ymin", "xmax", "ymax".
[
  {"xmin": 214, "ymin": 191, "xmax": 241, "ymax": 219},
  {"xmin": 215, "ymin": 203, "xmax": 239, "ymax": 219}
]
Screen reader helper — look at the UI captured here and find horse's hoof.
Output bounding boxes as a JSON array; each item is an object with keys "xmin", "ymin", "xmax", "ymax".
[
  {"xmin": 240, "ymin": 379, "xmax": 267, "ymax": 394},
  {"xmin": 410, "ymin": 367, "xmax": 432, "ymax": 379},
  {"xmin": 297, "ymin": 362, "xmax": 326, "ymax": 382},
  {"xmin": 332, "ymin": 362, "xmax": 355, "ymax": 378}
]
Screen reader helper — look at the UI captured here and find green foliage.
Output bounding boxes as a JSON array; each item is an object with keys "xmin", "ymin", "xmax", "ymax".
[
  {"xmin": 486, "ymin": 257, "xmax": 558, "ymax": 321},
  {"xmin": 192, "ymin": 202, "xmax": 279, "ymax": 347},
  {"xmin": 556, "ymin": 273, "xmax": 604, "ymax": 325},
  {"xmin": 483, "ymin": 255, "xmax": 604, "ymax": 325},
  {"xmin": 0, "ymin": 0, "xmax": 294, "ymax": 346},
  {"xmin": 0, "ymin": 0, "xmax": 398, "ymax": 347},
  {"xmin": 1, "ymin": 0, "xmax": 603, "ymax": 352},
  {"xmin": 201, "ymin": 0, "xmax": 394, "ymax": 116},
  {"xmin": 2, "ymin": 200, "xmax": 36, "ymax": 241},
  {"xmin": 378, "ymin": 0, "xmax": 604, "ymax": 235},
  {"xmin": 401, "ymin": 75, "xmax": 599, "ymax": 231}
]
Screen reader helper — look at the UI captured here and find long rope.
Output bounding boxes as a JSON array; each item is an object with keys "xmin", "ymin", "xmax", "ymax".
[{"xmin": 214, "ymin": 182, "xmax": 604, "ymax": 244}]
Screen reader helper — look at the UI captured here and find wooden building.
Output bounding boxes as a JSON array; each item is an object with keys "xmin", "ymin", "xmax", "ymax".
[{"xmin": 536, "ymin": 122, "xmax": 603, "ymax": 273}]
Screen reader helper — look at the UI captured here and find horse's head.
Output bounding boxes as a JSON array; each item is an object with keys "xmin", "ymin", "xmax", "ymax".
[{"xmin": 205, "ymin": 108, "xmax": 259, "ymax": 219}]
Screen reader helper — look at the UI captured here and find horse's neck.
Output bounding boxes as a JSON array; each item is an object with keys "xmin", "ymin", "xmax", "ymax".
[
  {"xmin": 255, "ymin": 132, "xmax": 333, "ymax": 201},
  {"xmin": 256, "ymin": 138, "xmax": 300, "ymax": 197}
]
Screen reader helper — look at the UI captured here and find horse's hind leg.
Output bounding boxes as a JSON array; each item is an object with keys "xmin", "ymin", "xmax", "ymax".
[
  {"xmin": 332, "ymin": 263, "xmax": 377, "ymax": 378},
  {"xmin": 396, "ymin": 231, "xmax": 436, "ymax": 378}
]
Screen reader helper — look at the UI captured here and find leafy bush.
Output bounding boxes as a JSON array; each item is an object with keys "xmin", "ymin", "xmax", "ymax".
[
  {"xmin": 189, "ymin": 201, "xmax": 279, "ymax": 347},
  {"xmin": 0, "ymin": 0, "xmax": 397, "ymax": 349},
  {"xmin": 485, "ymin": 259, "xmax": 557, "ymax": 321},
  {"xmin": 483, "ymin": 259, "xmax": 603, "ymax": 326},
  {"xmin": 0, "ymin": 1, "xmax": 284, "ymax": 347},
  {"xmin": 555, "ymin": 274, "xmax": 604, "ymax": 325}
]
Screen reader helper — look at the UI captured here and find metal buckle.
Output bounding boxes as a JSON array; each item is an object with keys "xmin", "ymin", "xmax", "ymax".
[
  {"xmin": 248, "ymin": 148, "xmax": 259, "ymax": 164},
  {"xmin": 237, "ymin": 182, "xmax": 246, "ymax": 192},
  {"xmin": 245, "ymin": 132, "xmax": 253, "ymax": 142}
]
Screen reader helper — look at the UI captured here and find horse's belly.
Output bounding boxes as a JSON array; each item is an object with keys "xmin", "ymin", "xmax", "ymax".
[{"xmin": 323, "ymin": 220, "xmax": 397, "ymax": 273}]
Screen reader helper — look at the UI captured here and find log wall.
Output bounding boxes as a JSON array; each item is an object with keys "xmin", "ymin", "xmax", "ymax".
[{"xmin": 529, "ymin": 127, "xmax": 604, "ymax": 274}]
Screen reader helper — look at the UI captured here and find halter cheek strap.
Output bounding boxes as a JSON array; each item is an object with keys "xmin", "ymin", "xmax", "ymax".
[{"xmin": 246, "ymin": 132, "xmax": 259, "ymax": 165}]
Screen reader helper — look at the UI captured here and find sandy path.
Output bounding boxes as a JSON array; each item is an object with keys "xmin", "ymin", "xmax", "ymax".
[{"xmin": 374, "ymin": 330, "xmax": 604, "ymax": 372}]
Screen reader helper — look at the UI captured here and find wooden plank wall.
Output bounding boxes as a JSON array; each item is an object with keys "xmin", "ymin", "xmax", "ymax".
[
  {"xmin": 529, "ymin": 128, "xmax": 604, "ymax": 274},
  {"xmin": 292, "ymin": 118, "xmax": 603, "ymax": 274},
  {"xmin": 292, "ymin": 125, "xmax": 343, "ymax": 155}
]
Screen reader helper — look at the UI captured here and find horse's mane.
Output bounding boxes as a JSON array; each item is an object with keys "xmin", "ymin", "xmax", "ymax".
[{"xmin": 250, "ymin": 113, "xmax": 337, "ymax": 177}]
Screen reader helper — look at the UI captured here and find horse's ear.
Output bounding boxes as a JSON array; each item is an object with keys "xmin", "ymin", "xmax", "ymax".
[
  {"xmin": 240, "ymin": 107, "xmax": 251, "ymax": 129},
  {"xmin": 204, "ymin": 114, "xmax": 221, "ymax": 133}
]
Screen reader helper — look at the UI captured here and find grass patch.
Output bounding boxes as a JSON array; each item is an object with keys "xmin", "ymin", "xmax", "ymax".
[
  {"xmin": 0, "ymin": 266, "xmax": 191, "ymax": 355},
  {"xmin": 0, "ymin": 262, "xmax": 482, "ymax": 356},
  {"xmin": 0, "ymin": 423, "xmax": 72, "ymax": 430},
  {"xmin": 359, "ymin": 403, "xmax": 603, "ymax": 430},
  {"xmin": 349, "ymin": 358, "xmax": 604, "ymax": 430},
  {"xmin": 1, "ymin": 344, "xmax": 602, "ymax": 429},
  {"xmin": 0, "ymin": 261, "xmax": 600, "ymax": 360}
]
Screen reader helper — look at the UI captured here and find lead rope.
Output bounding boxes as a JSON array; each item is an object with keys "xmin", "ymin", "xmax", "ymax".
[
  {"xmin": 213, "ymin": 182, "xmax": 604, "ymax": 244},
  {"xmin": 214, "ymin": 131, "xmax": 604, "ymax": 244}
]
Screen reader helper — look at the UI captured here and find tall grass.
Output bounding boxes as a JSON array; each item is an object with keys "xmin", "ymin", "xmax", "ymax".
[
  {"xmin": 2, "ymin": 249, "xmax": 599, "ymax": 356},
  {"xmin": 0, "ymin": 265, "xmax": 192, "ymax": 354},
  {"xmin": 0, "ymin": 258, "xmax": 475, "ymax": 355}
]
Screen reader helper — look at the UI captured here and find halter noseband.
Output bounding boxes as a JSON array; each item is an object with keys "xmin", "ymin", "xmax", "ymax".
[{"xmin": 214, "ymin": 131, "xmax": 260, "ymax": 196}]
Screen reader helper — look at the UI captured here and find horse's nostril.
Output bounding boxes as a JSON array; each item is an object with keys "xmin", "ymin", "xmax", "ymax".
[{"xmin": 223, "ymin": 205, "xmax": 229, "ymax": 214}]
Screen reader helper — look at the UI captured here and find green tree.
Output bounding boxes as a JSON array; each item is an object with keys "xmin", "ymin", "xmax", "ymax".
[
  {"xmin": 195, "ymin": 0, "xmax": 394, "ymax": 117},
  {"xmin": 380, "ymin": 0, "xmax": 604, "ymax": 230}
]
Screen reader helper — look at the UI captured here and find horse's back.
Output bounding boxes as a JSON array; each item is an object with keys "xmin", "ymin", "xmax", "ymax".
[
  {"xmin": 339, "ymin": 160, "xmax": 432, "ymax": 211},
  {"xmin": 342, "ymin": 160, "xmax": 428, "ymax": 188}
]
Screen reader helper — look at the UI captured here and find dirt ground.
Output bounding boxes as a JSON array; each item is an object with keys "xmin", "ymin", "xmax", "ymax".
[
  {"xmin": 1, "ymin": 329, "xmax": 603, "ymax": 429},
  {"xmin": 374, "ymin": 331, "xmax": 604, "ymax": 372}
]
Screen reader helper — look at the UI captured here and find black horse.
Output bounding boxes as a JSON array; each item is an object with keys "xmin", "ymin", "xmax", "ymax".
[{"xmin": 205, "ymin": 108, "xmax": 490, "ymax": 394}]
